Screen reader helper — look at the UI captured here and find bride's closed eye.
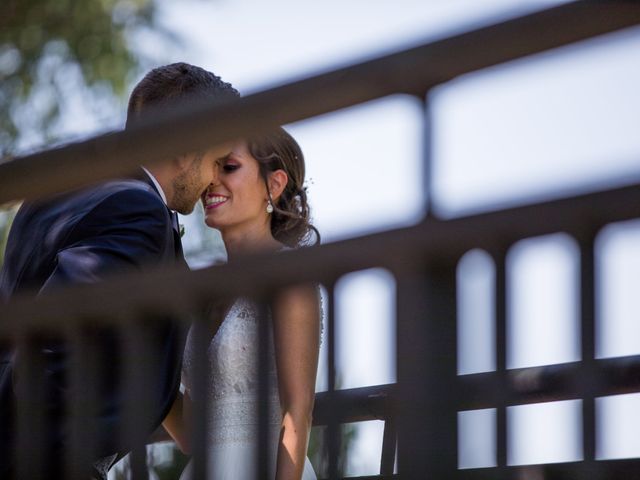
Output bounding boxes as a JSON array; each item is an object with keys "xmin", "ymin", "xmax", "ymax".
[{"xmin": 223, "ymin": 163, "xmax": 240, "ymax": 173}]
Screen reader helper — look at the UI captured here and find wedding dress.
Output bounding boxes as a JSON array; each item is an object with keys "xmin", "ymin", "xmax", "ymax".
[{"xmin": 180, "ymin": 298, "xmax": 317, "ymax": 480}]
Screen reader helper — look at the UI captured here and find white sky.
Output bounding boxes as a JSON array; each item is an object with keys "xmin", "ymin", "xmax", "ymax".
[
  {"xmin": 152, "ymin": 0, "xmax": 640, "ymax": 474},
  {"xmin": 83, "ymin": 0, "xmax": 640, "ymax": 475}
]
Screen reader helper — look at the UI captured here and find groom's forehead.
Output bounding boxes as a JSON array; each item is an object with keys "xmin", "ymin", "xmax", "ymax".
[
  {"xmin": 208, "ymin": 143, "xmax": 234, "ymax": 162},
  {"xmin": 214, "ymin": 153, "xmax": 232, "ymax": 165}
]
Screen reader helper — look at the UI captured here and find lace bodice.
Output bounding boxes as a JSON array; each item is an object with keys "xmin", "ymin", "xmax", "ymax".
[
  {"xmin": 179, "ymin": 290, "xmax": 321, "ymax": 480},
  {"xmin": 182, "ymin": 298, "xmax": 281, "ymax": 444}
]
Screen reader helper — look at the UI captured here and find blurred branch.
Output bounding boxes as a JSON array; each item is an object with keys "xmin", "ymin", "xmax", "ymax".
[{"xmin": 0, "ymin": 0, "xmax": 163, "ymax": 157}]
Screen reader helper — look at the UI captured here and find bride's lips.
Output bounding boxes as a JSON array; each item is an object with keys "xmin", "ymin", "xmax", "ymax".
[{"xmin": 204, "ymin": 193, "xmax": 229, "ymax": 210}]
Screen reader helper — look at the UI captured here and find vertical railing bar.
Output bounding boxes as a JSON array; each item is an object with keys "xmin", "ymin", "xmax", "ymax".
[
  {"xmin": 421, "ymin": 94, "xmax": 435, "ymax": 220},
  {"xmin": 326, "ymin": 282, "xmax": 340, "ymax": 480},
  {"xmin": 419, "ymin": 96, "xmax": 438, "ymax": 477},
  {"xmin": 15, "ymin": 332, "xmax": 45, "ymax": 480},
  {"xmin": 121, "ymin": 315, "xmax": 152, "ymax": 480},
  {"xmin": 128, "ymin": 447, "xmax": 148, "ymax": 480},
  {"xmin": 65, "ymin": 322, "xmax": 99, "ymax": 480},
  {"xmin": 396, "ymin": 259, "xmax": 458, "ymax": 479},
  {"xmin": 380, "ymin": 415, "xmax": 397, "ymax": 476},
  {"xmin": 0, "ymin": 332, "xmax": 15, "ymax": 478},
  {"xmin": 326, "ymin": 283, "xmax": 337, "ymax": 397},
  {"xmin": 256, "ymin": 295, "xmax": 271, "ymax": 480},
  {"xmin": 396, "ymin": 267, "xmax": 424, "ymax": 479},
  {"xmin": 189, "ymin": 306, "xmax": 210, "ymax": 480},
  {"xmin": 579, "ymin": 232, "xmax": 602, "ymax": 479},
  {"xmin": 493, "ymin": 250, "xmax": 508, "ymax": 476}
]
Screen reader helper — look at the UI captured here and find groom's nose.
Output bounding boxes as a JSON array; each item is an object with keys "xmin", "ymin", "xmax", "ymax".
[{"xmin": 209, "ymin": 162, "xmax": 220, "ymax": 185}]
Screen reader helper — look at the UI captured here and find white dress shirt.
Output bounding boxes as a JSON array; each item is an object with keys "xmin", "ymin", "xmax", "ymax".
[{"xmin": 141, "ymin": 167, "xmax": 169, "ymax": 207}]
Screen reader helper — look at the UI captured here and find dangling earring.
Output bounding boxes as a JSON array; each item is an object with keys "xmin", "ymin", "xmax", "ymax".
[{"xmin": 266, "ymin": 199, "xmax": 274, "ymax": 214}]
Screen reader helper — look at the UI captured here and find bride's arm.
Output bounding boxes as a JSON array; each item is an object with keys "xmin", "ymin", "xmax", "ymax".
[
  {"xmin": 272, "ymin": 284, "xmax": 320, "ymax": 480},
  {"xmin": 162, "ymin": 390, "xmax": 192, "ymax": 454}
]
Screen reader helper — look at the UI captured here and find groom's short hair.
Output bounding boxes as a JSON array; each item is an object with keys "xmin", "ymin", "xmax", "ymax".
[{"xmin": 125, "ymin": 62, "xmax": 239, "ymax": 129}]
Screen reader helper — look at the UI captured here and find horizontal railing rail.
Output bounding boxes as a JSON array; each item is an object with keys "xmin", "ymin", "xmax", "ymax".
[
  {"xmin": 3, "ymin": 2, "xmax": 640, "ymax": 479},
  {"xmin": 313, "ymin": 384, "xmax": 396, "ymax": 426},
  {"xmin": 4, "ymin": 178, "xmax": 640, "ymax": 477},
  {"xmin": 460, "ymin": 354, "xmax": 640, "ymax": 410},
  {"xmin": 2, "ymin": 179, "xmax": 640, "ymax": 333},
  {"xmin": 1, "ymin": 1, "xmax": 639, "ymax": 205}
]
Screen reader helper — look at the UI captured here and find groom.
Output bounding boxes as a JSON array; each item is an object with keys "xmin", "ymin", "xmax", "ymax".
[{"xmin": 0, "ymin": 63, "xmax": 239, "ymax": 479}]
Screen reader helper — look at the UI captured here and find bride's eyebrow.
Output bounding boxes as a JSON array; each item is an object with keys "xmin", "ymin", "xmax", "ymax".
[{"xmin": 226, "ymin": 152, "xmax": 244, "ymax": 163}]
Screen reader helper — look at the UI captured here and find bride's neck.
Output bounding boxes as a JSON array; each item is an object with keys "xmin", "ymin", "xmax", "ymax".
[{"xmin": 222, "ymin": 224, "xmax": 282, "ymax": 260}]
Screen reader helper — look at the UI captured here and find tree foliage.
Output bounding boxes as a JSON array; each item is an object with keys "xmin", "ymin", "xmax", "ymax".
[
  {"xmin": 0, "ymin": 3, "xmax": 352, "ymax": 476},
  {"xmin": 0, "ymin": 0, "xmax": 158, "ymax": 157}
]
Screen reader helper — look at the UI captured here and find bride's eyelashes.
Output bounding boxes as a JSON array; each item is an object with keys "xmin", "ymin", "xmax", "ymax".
[{"xmin": 223, "ymin": 163, "xmax": 240, "ymax": 173}]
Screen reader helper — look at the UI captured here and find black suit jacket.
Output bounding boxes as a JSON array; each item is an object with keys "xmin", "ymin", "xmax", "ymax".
[{"xmin": 0, "ymin": 173, "xmax": 186, "ymax": 476}]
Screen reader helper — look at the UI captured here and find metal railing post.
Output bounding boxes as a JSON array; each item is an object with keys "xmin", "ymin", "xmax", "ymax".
[
  {"xmin": 66, "ymin": 323, "xmax": 100, "ymax": 480},
  {"xmin": 396, "ymin": 259, "xmax": 458, "ymax": 478},
  {"xmin": 326, "ymin": 284, "xmax": 341, "ymax": 480},
  {"xmin": 189, "ymin": 311, "xmax": 210, "ymax": 480},
  {"xmin": 256, "ymin": 298, "xmax": 271, "ymax": 480},
  {"xmin": 494, "ymin": 249, "xmax": 509, "ymax": 478},
  {"xmin": 15, "ymin": 334, "xmax": 46, "ymax": 480},
  {"xmin": 578, "ymin": 231, "xmax": 603, "ymax": 479}
]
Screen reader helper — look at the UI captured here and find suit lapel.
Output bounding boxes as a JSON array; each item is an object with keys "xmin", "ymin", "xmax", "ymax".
[{"xmin": 135, "ymin": 169, "xmax": 186, "ymax": 263}]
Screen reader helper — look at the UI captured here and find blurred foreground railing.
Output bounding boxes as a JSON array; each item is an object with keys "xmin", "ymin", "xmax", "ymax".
[
  {"xmin": 4, "ymin": 181, "xmax": 640, "ymax": 478},
  {"xmin": 2, "ymin": 1, "xmax": 640, "ymax": 479}
]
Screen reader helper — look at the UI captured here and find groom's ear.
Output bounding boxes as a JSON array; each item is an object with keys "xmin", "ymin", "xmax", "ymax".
[{"xmin": 268, "ymin": 169, "xmax": 288, "ymax": 203}]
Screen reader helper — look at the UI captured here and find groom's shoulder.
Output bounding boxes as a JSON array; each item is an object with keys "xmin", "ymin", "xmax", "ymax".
[
  {"xmin": 65, "ymin": 180, "xmax": 171, "ymax": 233},
  {"xmin": 85, "ymin": 178, "xmax": 159, "ymax": 205},
  {"xmin": 61, "ymin": 178, "xmax": 164, "ymax": 216},
  {"xmin": 17, "ymin": 179, "xmax": 165, "ymax": 231}
]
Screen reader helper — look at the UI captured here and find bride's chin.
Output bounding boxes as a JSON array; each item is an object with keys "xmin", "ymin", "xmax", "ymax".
[{"xmin": 204, "ymin": 217, "xmax": 217, "ymax": 229}]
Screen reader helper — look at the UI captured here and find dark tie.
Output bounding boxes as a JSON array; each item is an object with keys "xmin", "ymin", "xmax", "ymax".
[
  {"xmin": 170, "ymin": 211, "xmax": 185, "ymax": 260},
  {"xmin": 170, "ymin": 210, "xmax": 180, "ymax": 234}
]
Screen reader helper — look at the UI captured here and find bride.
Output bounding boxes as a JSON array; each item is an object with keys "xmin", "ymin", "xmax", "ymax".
[{"xmin": 163, "ymin": 128, "xmax": 320, "ymax": 480}]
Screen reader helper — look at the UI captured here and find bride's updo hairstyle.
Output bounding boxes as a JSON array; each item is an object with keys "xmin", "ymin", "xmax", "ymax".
[{"xmin": 248, "ymin": 128, "xmax": 320, "ymax": 248}]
